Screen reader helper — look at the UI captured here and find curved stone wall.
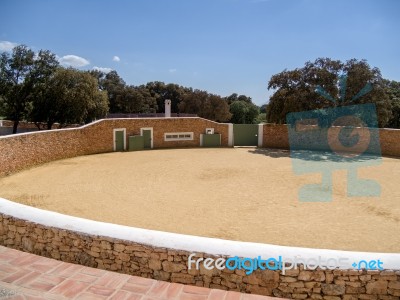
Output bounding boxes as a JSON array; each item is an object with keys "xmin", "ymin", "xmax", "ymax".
[
  {"xmin": 0, "ymin": 198, "xmax": 399, "ymax": 299},
  {"xmin": 262, "ymin": 124, "xmax": 400, "ymax": 157},
  {"xmin": 0, "ymin": 118, "xmax": 231, "ymax": 177}
]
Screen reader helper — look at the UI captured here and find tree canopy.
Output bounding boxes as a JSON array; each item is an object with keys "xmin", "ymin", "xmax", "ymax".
[
  {"xmin": 1, "ymin": 45, "xmax": 262, "ymax": 133},
  {"xmin": 179, "ymin": 90, "xmax": 231, "ymax": 122},
  {"xmin": 7, "ymin": 45, "xmax": 400, "ymax": 133},
  {"xmin": 0, "ymin": 45, "xmax": 110, "ymax": 132},
  {"xmin": 0, "ymin": 45, "xmax": 36, "ymax": 133},
  {"xmin": 384, "ymin": 79, "xmax": 400, "ymax": 128},
  {"xmin": 266, "ymin": 58, "xmax": 394, "ymax": 128},
  {"xmin": 30, "ymin": 68, "xmax": 109, "ymax": 129},
  {"xmin": 223, "ymin": 93, "xmax": 260, "ymax": 124}
]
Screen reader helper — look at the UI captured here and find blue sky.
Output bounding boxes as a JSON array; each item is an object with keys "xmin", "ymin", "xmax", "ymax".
[{"xmin": 0, "ymin": 0, "xmax": 399, "ymax": 106}]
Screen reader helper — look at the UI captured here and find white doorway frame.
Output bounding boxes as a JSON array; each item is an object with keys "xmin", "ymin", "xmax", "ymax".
[{"xmin": 113, "ymin": 128, "xmax": 126, "ymax": 151}]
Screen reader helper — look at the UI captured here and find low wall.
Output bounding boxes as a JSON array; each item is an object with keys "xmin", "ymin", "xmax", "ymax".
[
  {"xmin": 262, "ymin": 124, "xmax": 400, "ymax": 157},
  {"xmin": 0, "ymin": 118, "xmax": 231, "ymax": 177},
  {"xmin": 0, "ymin": 198, "xmax": 399, "ymax": 299}
]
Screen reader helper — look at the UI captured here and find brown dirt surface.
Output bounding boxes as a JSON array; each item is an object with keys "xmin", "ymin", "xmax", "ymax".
[{"xmin": 0, "ymin": 148, "xmax": 399, "ymax": 253}]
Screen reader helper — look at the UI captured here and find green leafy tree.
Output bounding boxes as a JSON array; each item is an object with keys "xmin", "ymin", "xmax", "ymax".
[
  {"xmin": 179, "ymin": 90, "xmax": 231, "ymax": 122},
  {"xmin": 118, "ymin": 86, "xmax": 157, "ymax": 114},
  {"xmin": 267, "ymin": 58, "xmax": 392, "ymax": 127},
  {"xmin": 256, "ymin": 113, "xmax": 267, "ymax": 123},
  {"xmin": 384, "ymin": 79, "xmax": 400, "ymax": 128},
  {"xmin": 31, "ymin": 68, "xmax": 107, "ymax": 129},
  {"xmin": 99, "ymin": 70, "xmax": 126, "ymax": 113},
  {"xmin": 28, "ymin": 50, "xmax": 60, "ymax": 129},
  {"xmin": 225, "ymin": 93, "xmax": 252, "ymax": 105},
  {"xmin": 259, "ymin": 104, "xmax": 268, "ymax": 113},
  {"xmin": 229, "ymin": 100, "xmax": 259, "ymax": 124},
  {"xmin": 145, "ymin": 81, "xmax": 191, "ymax": 113},
  {"xmin": 84, "ymin": 89, "xmax": 109, "ymax": 124},
  {"xmin": 132, "ymin": 86, "xmax": 158, "ymax": 113},
  {"xmin": 0, "ymin": 45, "xmax": 35, "ymax": 133}
]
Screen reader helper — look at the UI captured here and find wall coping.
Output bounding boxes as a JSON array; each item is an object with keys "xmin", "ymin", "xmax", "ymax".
[{"xmin": 1, "ymin": 197, "xmax": 399, "ymax": 269}]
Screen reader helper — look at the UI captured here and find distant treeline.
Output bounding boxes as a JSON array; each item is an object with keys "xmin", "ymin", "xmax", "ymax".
[
  {"xmin": 1, "ymin": 46, "xmax": 399, "ymax": 135},
  {"xmin": 0, "ymin": 45, "xmax": 261, "ymax": 134}
]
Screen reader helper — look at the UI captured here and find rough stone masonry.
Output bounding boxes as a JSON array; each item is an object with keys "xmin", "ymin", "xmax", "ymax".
[{"xmin": 0, "ymin": 214, "xmax": 399, "ymax": 300}]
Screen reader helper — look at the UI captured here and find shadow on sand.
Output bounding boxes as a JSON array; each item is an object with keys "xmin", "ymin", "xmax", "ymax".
[
  {"xmin": 248, "ymin": 147, "xmax": 382, "ymax": 164},
  {"xmin": 247, "ymin": 148, "xmax": 290, "ymax": 158}
]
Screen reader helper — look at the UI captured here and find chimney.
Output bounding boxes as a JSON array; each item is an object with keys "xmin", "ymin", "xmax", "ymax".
[{"xmin": 165, "ymin": 99, "xmax": 171, "ymax": 118}]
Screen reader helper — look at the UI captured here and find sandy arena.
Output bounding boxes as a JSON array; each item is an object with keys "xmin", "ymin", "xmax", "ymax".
[{"xmin": 0, "ymin": 148, "xmax": 399, "ymax": 253}]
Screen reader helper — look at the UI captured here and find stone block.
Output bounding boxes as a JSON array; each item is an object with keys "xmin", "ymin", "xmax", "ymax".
[
  {"xmin": 366, "ymin": 281, "xmax": 388, "ymax": 295},
  {"xmin": 321, "ymin": 283, "xmax": 346, "ymax": 296},
  {"xmin": 162, "ymin": 261, "xmax": 185, "ymax": 273}
]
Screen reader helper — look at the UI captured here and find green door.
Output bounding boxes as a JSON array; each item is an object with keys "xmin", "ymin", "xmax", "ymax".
[
  {"xmin": 142, "ymin": 129, "xmax": 152, "ymax": 149},
  {"xmin": 115, "ymin": 130, "xmax": 124, "ymax": 151},
  {"xmin": 233, "ymin": 124, "xmax": 258, "ymax": 146}
]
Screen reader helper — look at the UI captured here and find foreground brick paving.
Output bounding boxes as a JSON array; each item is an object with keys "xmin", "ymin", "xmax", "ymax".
[{"xmin": 0, "ymin": 246, "xmax": 283, "ymax": 300}]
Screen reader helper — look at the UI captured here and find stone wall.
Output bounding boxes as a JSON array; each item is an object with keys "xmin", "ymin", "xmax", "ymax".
[
  {"xmin": 378, "ymin": 129, "xmax": 400, "ymax": 157},
  {"xmin": 0, "ymin": 212, "xmax": 399, "ymax": 299},
  {"xmin": 0, "ymin": 118, "xmax": 230, "ymax": 177},
  {"xmin": 262, "ymin": 124, "xmax": 290, "ymax": 149},
  {"xmin": 262, "ymin": 124, "xmax": 400, "ymax": 157}
]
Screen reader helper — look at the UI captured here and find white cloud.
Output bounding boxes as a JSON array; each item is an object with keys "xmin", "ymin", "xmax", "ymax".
[
  {"xmin": 112, "ymin": 56, "xmax": 120, "ymax": 62},
  {"xmin": 58, "ymin": 55, "xmax": 90, "ymax": 67},
  {"xmin": 169, "ymin": 68, "xmax": 177, "ymax": 73},
  {"xmin": 93, "ymin": 66, "xmax": 113, "ymax": 73},
  {"xmin": 0, "ymin": 41, "xmax": 18, "ymax": 52}
]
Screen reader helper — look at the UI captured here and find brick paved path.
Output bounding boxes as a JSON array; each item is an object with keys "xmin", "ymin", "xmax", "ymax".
[{"xmin": 0, "ymin": 246, "xmax": 285, "ymax": 300}]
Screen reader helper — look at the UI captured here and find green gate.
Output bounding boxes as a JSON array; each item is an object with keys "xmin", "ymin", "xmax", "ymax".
[
  {"xmin": 233, "ymin": 124, "xmax": 258, "ymax": 146},
  {"xmin": 115, "ymin": 130, "xmax": 125, "ymax": 151}
]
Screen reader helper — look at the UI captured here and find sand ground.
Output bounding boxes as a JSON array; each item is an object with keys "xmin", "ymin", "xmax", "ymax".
[{"xmin": 0, "ymin": 148, "xmax": 399, "ymax": 253}]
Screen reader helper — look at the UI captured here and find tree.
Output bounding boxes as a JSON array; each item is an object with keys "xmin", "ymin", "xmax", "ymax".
[
  {"xmin": 259, "ymin": 104, "xmax": 268, "ymax": 113},
  {"xmin": 225, "ymin": 93, "xmax": 259, "ymax": 124},
  {"xmin": 267, "ymin": 58, "xmax": 392, "ymax": 127},
  {"xmin": 384, "ymin": 80, "xmax": 400, "ymax": 128},
  {"xmin": 117, "ymin": 86, "xmax": 157, "ymax": 114},
  {"xmin": 0, "ymin": 45, "xmax": 35, "ymax": 133},
  {"xmin": 229, "ymin": 100, "xmax": 259, "ymax": 124},
  {"xmin": 225, "ymin": 93, "xmax": 252, "ymax": 105},
  {"xmin": 205, "ymin": 94, "xmax": 232, "ymax": 122},
  {"xmin": 84, "ymin": 89, "xmax": 109, "ymax": 124},
  {"xmin": 145, "ymin": 81, "xmax": 191, "ymax": 114},
  {"xmin": 28, "ymin": 50, "xmax": 60, "ymax": 129},
  {"xmin": 30, "ymin": 68, "xmax": 108, "ymax": 129},
  {"xmin": 100, "ymin": 70, "xmax": 126, "ymax": 113},
  {"xmin": 132, "ymin": 86, "xmax": 158, "ymax": 113},
  {"xmin": 179, "ymin": 90, "xmax": 231, "ymax": 122}
]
